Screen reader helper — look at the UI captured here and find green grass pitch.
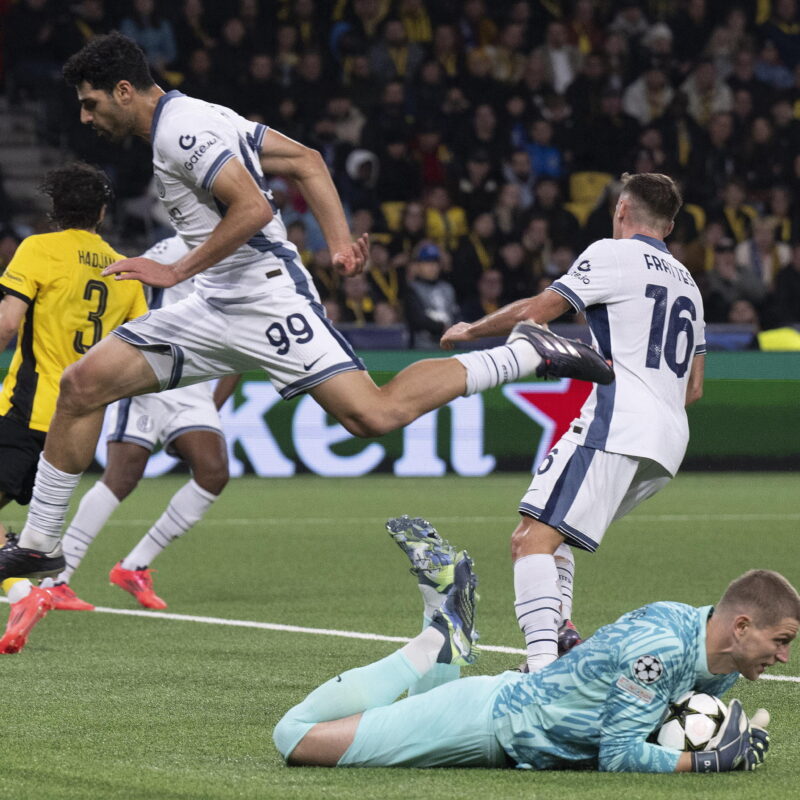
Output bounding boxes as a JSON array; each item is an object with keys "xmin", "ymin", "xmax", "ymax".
[{"xmin": 2, "ymin": 472, "xmax": 798, "ymax": 799}]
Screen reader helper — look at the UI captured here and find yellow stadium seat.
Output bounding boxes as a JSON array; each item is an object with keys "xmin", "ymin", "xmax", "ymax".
[{"xmin": 569, "ymin": 171, "xmax": 614, "ymax": 205}]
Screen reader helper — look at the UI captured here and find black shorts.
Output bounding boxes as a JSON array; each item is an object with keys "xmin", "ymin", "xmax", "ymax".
[{"xmin": 0, "ymin": 415, "xmax": 46, "ymax": 505}]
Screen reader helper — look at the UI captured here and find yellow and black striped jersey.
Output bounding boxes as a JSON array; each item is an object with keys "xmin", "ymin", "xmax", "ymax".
[{"xmin": 0, "ymin": 228, "xmax": 148, "ymax": 432}]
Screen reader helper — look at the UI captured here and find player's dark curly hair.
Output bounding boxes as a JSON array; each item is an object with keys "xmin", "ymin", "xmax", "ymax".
[
  {"xmin": 63, "ymin": 31, "xmax": 155, "ymax": 92},
  {"xmin": 40, "ymin": 162, "xmax": 114, "ymax": 230}
]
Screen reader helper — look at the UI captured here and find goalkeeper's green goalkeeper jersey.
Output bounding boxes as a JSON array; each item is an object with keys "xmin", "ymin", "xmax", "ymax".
[{"xmin": 492, "ymin": 603, "xmax": 739, "ymax": 771}]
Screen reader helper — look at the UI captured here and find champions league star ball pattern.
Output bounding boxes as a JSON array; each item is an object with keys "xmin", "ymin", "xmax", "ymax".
[{"xmin": 656, "ymin": 692, "xmax": 728, "ymax": 751}]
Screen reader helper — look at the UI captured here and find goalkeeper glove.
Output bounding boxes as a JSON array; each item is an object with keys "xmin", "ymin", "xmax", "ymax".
[{"xmin": 691, "ymin": 699, "xmax": 770, "ymax": 772}]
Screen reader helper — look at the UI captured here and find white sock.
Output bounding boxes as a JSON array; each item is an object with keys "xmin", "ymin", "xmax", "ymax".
[
  {"xmin": 58, "ymin": 481, "xmax": 121, "ymax": 583},
  {"xmin": 454, "ymin": 341, "xmax": 542, "ymax": 395},
  {"xmin": 4, "ymin": 578, "xmax": 33, "ymax": 604},
  {"xmin": 554, "ymin": 543, "xmax": 575, "ymax": 623},
  {"xmin": 121, "ymin": 479, "xmax": 217, "ymax": 570},
  {"xmin": 514, "ymin": 554, "xmax": 560, "ymax": 672},
  {"xmin": 19, "ymin": 455, "xmax": 82, "ymax": 553},
  {"xmin": 399, "ymin": 625, "xmax": 446, "ymax": 675},
  {"xmin": 419, "ymin": 584, "xmax": 446, "ymax": 622}
]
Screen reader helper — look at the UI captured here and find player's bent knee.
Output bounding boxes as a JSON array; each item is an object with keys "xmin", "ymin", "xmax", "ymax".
[
  {"xmin": 511, "ymin": 516, "xmax": 564, "ymax": 560},
  {"xmin": 273, "ymin": 714, "xmax": 316, "ymax": 764},
  {"xmin": 58, "ymin": 363, "xmax": 106, "ymax": 414}
]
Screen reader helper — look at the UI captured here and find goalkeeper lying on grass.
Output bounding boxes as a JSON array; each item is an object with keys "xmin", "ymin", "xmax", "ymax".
[{"xmin": 274, "ymin": 516, "xmax": 797, "ymax": 772}]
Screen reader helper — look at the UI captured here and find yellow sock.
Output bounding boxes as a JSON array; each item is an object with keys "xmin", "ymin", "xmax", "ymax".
[{"xmin": 2, "ymin": 577, "xmax": 32, "ymax": 603}]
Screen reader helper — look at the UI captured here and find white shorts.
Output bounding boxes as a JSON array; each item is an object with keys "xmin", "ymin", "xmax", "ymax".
[
  {"xmin": 112, "ymin": 287, "xmax": 364, "ymax": 400},
  {"xmin": 518, "ymin": 440, "xmax": 671, "ymax": 552},
  {"xmin": 106, "ymin": 382, "xmax": 223, "ymax": 455}
]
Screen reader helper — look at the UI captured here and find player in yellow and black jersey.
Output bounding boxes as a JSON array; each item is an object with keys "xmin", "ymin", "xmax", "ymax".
[{"xmin": 0, "ymin": 162, "xmax": 147, "ymax": 515}]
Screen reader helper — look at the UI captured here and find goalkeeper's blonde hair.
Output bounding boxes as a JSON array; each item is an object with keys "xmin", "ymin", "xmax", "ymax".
[{"xmin": 717, "ymin": 569, "xmax": 800, "ymax": 627}]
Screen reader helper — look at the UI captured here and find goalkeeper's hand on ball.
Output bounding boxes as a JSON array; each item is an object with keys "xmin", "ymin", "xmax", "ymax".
[{"xmin": 691, "ymin": 699, "xmax": 771, "ymax": 772}]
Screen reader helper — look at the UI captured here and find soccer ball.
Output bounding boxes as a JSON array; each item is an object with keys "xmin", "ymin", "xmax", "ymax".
[{"xmin": 655, "ymin": 692, "xmax": 728, "ymax": 751}]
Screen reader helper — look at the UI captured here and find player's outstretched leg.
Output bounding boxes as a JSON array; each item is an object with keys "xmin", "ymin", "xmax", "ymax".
[
  {"xmin": 387, "ymin": 515, "xmax": 457, "ymax": 611},
  {"xmin": 430, "ymin": 553, "xmax": 479, "ymax": 667},
  {"xmin": 507, "ymin": 321, "xmax": 614, "ymax": 385},
  {"xmin": 109, "ymin": 563, "xmax": 167, "ymax": 609},
  {"xmin": 0, "ymin": 584, "xmax": 54, "ymax": 654}
]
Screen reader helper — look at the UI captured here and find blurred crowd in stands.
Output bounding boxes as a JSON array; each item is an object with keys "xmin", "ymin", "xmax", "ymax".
[{"xmin": 2, "ymin": 0, "xmax": 800, "ymax": 348}]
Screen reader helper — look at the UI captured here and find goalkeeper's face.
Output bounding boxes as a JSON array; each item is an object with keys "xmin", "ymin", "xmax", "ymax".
[
  {"xmin": 76, "ymin": 81, "xmax": 136, "ymax": 143},
  {"xmin": 733, "ymin": 616, "xmax": 798, "ymax": 680}
]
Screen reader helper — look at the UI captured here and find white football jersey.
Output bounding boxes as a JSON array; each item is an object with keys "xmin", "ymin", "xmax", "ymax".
[
  {"xmin": 548, "ymin": 235, "xmax": 705, "ymax": 475},
  {"xmin": 150, "ymin": 91, "xmax": 314, "ymax": 305}
]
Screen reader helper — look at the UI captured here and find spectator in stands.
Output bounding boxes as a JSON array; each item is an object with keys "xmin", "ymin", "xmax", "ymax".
[
  {"xmin": 527, "ymin": 178, "xmax": 580, "ymax": 248},
  {"xmin": 671, "ymin": 0, "xmax": 714, "ymax": 71},
  {"xmin": 574, "ymin": 87, "xmax": 638, "ymax": 175},
  {"xmin": 514, "ymin": 52, "xmax": 552, "ymax": 119},
  {"xmin": 461, "ymin": 47, "xmax": 500, "ymax": 108},
  {"xmin": 710, "ymin": 177, "xmax": 758, "ymax": 244},
  {"xmin": 172, "ymin": 0, "xmax": 216, "ymax": 70},
  {"xmin": 339, "ymin": 272, "xmax": 380, "ymax": 326},
  {"xmin": 489, "ymin": 22, "xmax": 527, "ymax": 85},
  {"xmin": 681, "ymin": 59, "xmax": 733, "ymax": 127},
  {"xmin": 388, "ymin": 200, "xmax": 426, "ymax": 265},
  {"xmin": 582, "ymin": 179, "xmax": 622, "ymax": 247},
  {"xmin": 520, "ymin": 215, "xmax": 552, "ymax": 277},
  {"xmin": 365, "ymin": 80, "xmax": 413, "ymax": 152},
  {"xmin": 565, "ymin": 52, "xmax": 608, "ymax": 126},
  {"xmin": 5, "ymin": 0, "xmax": 61, "ymax": 104},
  {"xmin": 686, "ymin": 112, "xmax": 737, "ymax": 206},
  {"xmin": 523, "ymin": 119, "xmax": 564, "ymax": 181},
  {"xmin": 410, "ymin": 121, "xmax": 451, "ymax": 189},
  {"xmin": 602, "ymin": 29, "xmax": 634, "ymax": 92},
  {"xmin": 179, "ymin": 47, "xmax": 226, "ymax": 105},
  {"xmin": 56, "ymin": 0, "xmax": 114, "ymax": 61},
  {"xmin": 369, "ymin": 17, "xmax": 425, "ymax": 84},
  {"xmin": 120, "ymin": 0, "xmax": 177, "ymax": 80},
  {"xmin": 461, "ymin": 268, "xmax": 503, "ymax": 322},
  {"xmin": 770, "ymin": 241, "xmax": 800, "ymax": 323},
  {"xmin": 423, "ymin": 185, "xmax": 467, "ymax": 252},
  {"xmin": 366, "ymin": 241, "xmax": 405, "ymax": 317},
  {"xmin": 431, "ymin": 23, "xmax": 463, "ymax": 80},
  {"xmin": 399, "ymin": 0, "xmax": 433, "ymax": 47},
  {"xmin": 237, "ymin": 53, "xmax": 280, "ymax": 121},
  {"xmin": 706, "ymin": 6, "xmax": 753, "ymax": 80},
  {"xmin": 497, "ymin": 240, "xmax": 533, "ymax": 303},
  {"xmin": 565, "ymin": 0, "xmax": 604, "ymax": 56},
  {"xmin": 765, "ymin": 185, "xmax": 800, "ymax": 244},
  {"xmin": 405, "ymin": 243, "xmax": 460, "ymax": 349},
  {"xmin": 622, "ymin": 66, "xmax": 675, "ymax": 125},
  {"xmin": 501, "ymin": 149, "xmax": 535, "ymax": 210},
  {"xmin": 727, "ymin": 298, "xmax": 762, "ymax": 328},
  {"xmin": 532, "ymin": 21, "xmax": 582, "ymax": 96},
  {"xmin": 451, "ymin": 212, "xmax": 497, "ymax": 304},
  {"xmin": 738, "ymin": 116, "xmax": 787, "ymax": 196},
  {"xmin": 411, "ymin": 59, "xmax": 447, "ymax": 121},
  {"xmin": 458, "ymin": 0, "xmax": 497, "ymax": 50},
  {"xmin": 704, "ymin": 237, "xmax": 766, "ymax": 323},
  {"xmin": 327, "ymin": 91, "xmax": 367, "ymax": 147},
  {"xmin": 760, "ymin": 0, "xmax": 800, "ymax": 71},
  {"xmin": 735, "ymin": 216, "xmax": 791, "ymax": 290},
  {"xmin": 452, "ymin": 103, "xmax": 505, "ymax": 169},
  {"xmin": 754, "ymin": 39, "xmax": 794, "ymax": 90},
  {"xmin": 455, "ymin": 150, "xmax": 500, "ymax": 220},
  {"xmin": 376, "ymin": 133, "xmax": 421, "ymax": 204},
  {"xmin": 493, "ymin": 182, "xmax": 526, "ymax": 242},
  {"xmin": 727, "ymin": 49, "xmax": 771, "ymax": 114}
]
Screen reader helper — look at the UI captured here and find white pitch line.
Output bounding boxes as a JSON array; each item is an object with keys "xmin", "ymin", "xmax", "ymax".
[
  {"xmin": 31, "ymin": 512, "xmax": 799, "ymax": 528},
  {"xmin": 4, "ymin": 598, "xmax": 796, "ymax": 681}
]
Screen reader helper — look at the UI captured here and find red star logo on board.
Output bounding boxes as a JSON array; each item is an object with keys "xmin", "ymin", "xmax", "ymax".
[{"xmin": 502, "ymin": 378, "xmax": 593, "ymax": 471}]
